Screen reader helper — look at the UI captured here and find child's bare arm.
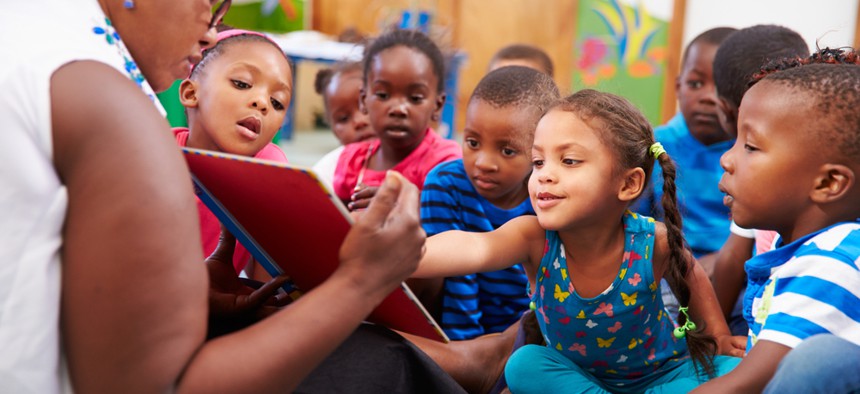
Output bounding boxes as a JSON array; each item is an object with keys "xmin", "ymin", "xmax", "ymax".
[
  {"xmin": 692, "ymin": 340, "xmax": 791, "ymax": 393},
  {"xmin": 712, "ymin": 233, "xmax": 754, "ymax": 319},
  {"xmin": 686, "ymin": 255, "xmax": 746, "ymax": 357},
  {"xmin": 652, "ymin": 223, "xmax": 744, "ymax": 357},
  {"xmin": 414, "ymin": 215, "xmax": 545, "ymax": 279}
]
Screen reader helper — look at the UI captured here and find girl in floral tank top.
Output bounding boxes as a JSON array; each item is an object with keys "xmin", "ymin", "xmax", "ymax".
[{"xmin": 414, "ymin": 91, "xmax": 744, "ymax": 393}]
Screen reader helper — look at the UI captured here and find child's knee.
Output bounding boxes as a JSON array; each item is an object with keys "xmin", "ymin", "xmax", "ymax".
[{"xmin": 504, "ymin": 344, "xmax": 549, "ymax": 391}]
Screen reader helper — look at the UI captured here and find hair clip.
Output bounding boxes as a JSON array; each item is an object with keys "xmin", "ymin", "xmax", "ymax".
[
  {"xmin": 649, "ymin": 142, "xmax": 666, "ymax": 160},
  {"xmin": 673, "ymin": 306, "xmax": 697, "ymax": 339},
  {"xmin": 123, "ymin": 0, "xmax": 135, "ymax": 9}
]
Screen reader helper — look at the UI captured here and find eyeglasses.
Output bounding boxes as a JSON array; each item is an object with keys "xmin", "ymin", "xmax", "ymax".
[{"xmin": 209, "ymin": 0, "xmax": 232, "ymax": 29}]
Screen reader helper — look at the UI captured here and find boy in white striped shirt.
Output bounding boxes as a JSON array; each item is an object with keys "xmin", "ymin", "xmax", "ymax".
[{"xmin": 695, "ymin": 52, "xmax": 860, "ymax": 393}]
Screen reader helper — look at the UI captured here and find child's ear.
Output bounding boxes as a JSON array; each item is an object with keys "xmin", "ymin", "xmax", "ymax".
[
  {"xmin": 179, "ymin": 79, "xmax": 199, "ymax": 108},
  {"xmin": 674, "ymin": 76, "xmax": 681, "ymax": 94},
  {"xmin": 810, "ymin": 163, "xmax": 855, "ymax": 204},
  {"xmin": 618, "ymin": 167, "xmax": 646, "ymax": 202},
  {"xmin": 359, "ymin": 87, "xmax": 368, "ymax": 114},
  {"xmin": 717, "ymin": 97, "xmax": 738, "ymax": 137},
  {"xmin": 432, "ymin": 93, "xmax": 447, "ymax": 122}
]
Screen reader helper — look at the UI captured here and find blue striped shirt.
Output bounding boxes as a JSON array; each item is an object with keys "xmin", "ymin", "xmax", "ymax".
[
  {"xmin": 745, "ymin": 220, "xmax": 860, "ymax": 350},
  {"xmin": 421, "ymin": 159, "xmax": 533, "ymax": 340},
  {"xmin": 632, "ymin": 113, "xmax": 733, "ymax": 257}
]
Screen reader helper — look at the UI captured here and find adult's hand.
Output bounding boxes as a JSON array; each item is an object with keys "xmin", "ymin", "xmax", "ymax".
[{"xmin": 339, "ymin": 171, "xmax": 425, "ymax": 295}]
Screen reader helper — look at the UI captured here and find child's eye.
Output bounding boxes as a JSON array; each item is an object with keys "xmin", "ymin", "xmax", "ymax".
[
  {"xmin": 465, "ymin": 138, "xmax": 479, "ymax": 149},
  {"xmin": 232, "ymin": 79, "xmax": 251, "ymax": 89},
  {"xmin": 562, "ymin": 158, "xmax": 580, "ymax": 165},
  {"xmin": 374, "ymin": 91, "xmax": 388, "ymax": 100},
  {"xmin": 501, "ymin": 148, "xmax": 517, "ymax": 157},
  {"xmin": 271, "ymin": 98, "xmax": 284, "ymax": 111},
  {"xmin": 687, "ymin": 80, "xmax": 703, "ymax": 89},
  {"xmin": 335, "ymin": 115, "xmax": 349, "ymax": 123},
  {"xmin": 410, "ymin": 95, "xmax": 425, "ymax": 103},
  {"xmin": 743, "ymin": 143, "xmax": 758, "ymax": 152},
  {"xmin": 532, "ymin": 159, "xmax": 544, "ymax": 168}
]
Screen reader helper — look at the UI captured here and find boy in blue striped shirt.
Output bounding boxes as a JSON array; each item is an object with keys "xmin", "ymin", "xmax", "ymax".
[
  {"xmin": 420, "ymin": 66, "xmax": 559, "ymax": 340},
  {"xmin": 694, "ymin": 55, "xmax": 860, "ymax": 393}
]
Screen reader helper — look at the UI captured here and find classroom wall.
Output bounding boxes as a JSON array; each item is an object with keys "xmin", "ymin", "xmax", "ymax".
[
  {"xmin": 684, "ymin": 0, "xmax": 859, "ymax": 52},
  {"xmin": 311, "ymin": 0, "xmax": 860, "ymax": 131}
]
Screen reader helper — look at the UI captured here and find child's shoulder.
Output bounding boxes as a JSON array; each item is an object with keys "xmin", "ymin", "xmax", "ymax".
[
  {"xmin": 426, "ymin": 158, "xmax": 464, "ymax": 179},
  {"xmin": 255, "ymin": 142, "xmax": 288, "ymax": 163},
  {"xmin": 425, "ymin": 130, "xmax": 462, "ymax": 160},
  {"xmin": 794, "ymin": 221, "xmax": 860, "ymax": 267}
]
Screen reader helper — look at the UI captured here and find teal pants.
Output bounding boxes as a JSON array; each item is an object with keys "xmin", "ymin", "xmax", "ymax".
[{"xmin": 505, "ymin": 344, "xmax": 741, "ymax": 394}]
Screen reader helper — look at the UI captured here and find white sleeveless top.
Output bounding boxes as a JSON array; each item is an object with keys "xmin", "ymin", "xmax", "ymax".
[{"xmin": 0, "ymin": 1, "xmax": 160, "ymax": 392}]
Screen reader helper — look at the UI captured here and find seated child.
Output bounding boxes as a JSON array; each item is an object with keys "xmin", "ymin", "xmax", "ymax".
[
  {"xmin": 694, "ymin": 55, "xmax": 860, "ymax": 393},
  {"xmin": 488, "ymin": 43, "xmax": 554, "ymax": 77},
  {"xmin": 709, "ymin": 25, "xmax": 809, "ymax": 335},
  {"xmin": 633, "ymin": 27, "xmax": 736, "ymax": 266},
  {"xmin": 415, "ymin": 89, "xmax": 744, "ymax": 393},
  {"xmin": 177, "ymin": 29, "xmax": 291, "ymax": 275},
  {"xmin": 312, "ymin": 61, "xmax": 375, "ymax": 190},
  {"xmin": 421, "ymin": 66, "xmax": 560, "ymax": 340},
  {"xmin": 333, "ymin": 29, "xmax": 461, "ymax": 211}
]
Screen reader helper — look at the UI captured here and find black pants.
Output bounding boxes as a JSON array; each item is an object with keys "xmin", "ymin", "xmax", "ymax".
[{"xmin": 295, "ymin": 324, "xmax": 466, "ymax": 394}]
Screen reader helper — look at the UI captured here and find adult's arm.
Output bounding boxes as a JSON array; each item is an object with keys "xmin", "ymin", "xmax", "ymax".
[{"xmin": 53, "ymin": 61, "xmax": 424, "ymax": 393}]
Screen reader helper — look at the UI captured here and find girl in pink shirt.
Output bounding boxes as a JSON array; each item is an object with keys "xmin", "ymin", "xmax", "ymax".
[
  {"xmin": 333, "ymin": 29, "xmax": 461, "ymax": 210},
  {"xmin": 176, "ymin": 29, "xmax": 291, "ymax": 274}
]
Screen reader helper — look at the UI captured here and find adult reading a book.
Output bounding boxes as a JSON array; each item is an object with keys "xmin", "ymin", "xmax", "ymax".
[{"xmin": 0, "ymin": 1, "xmax": 462, "ymax": 392}]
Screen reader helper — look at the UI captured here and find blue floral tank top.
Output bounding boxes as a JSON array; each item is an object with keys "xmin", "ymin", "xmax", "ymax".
[{"xmin": 533, "ymin": 212, "xmax": 688, "ymax": 386}]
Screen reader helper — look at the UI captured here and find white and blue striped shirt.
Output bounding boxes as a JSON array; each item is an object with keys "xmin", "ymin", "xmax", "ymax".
[{"xmin": 744, "ymin": 220, "xmax": 860, "ymax": 350}]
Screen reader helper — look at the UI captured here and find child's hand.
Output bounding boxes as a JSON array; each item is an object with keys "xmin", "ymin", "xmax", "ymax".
[
  {"xmin": 715, "ymin": 334, "xmax": 747, "ymax": 357},
  {"xmin": 348, "ymin": 183, "xmax": 379, "ymax": 211},
  {"xmin": 206, "ymin": 228, "xmax": 292, "ymax": 321}
]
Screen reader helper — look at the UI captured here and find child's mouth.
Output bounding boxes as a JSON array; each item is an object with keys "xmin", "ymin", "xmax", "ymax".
[
  {"xmin": 718, "ymin": 184, "xmax": 733, "ymax": 207},
  {"xmin": 534, "ymin": 192, "xmax": 562, "ymax": 209},
  {"xmin": 237, "ymin": 117, "xmax": 261, "ymax": 139},
  {"xmin": 384, "ymin": 125, "xmax": 411, "ymax": 138}
]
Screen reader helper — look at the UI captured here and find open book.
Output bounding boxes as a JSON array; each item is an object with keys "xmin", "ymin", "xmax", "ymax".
[{"xmin": 183, "ymin": 148, "xmax": 448, "ymax": 343}]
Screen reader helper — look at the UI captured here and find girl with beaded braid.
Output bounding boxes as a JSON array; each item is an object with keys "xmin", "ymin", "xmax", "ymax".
[{"xmin": 415, "ymin": 90, "xmax": 743, "ymax": 393}]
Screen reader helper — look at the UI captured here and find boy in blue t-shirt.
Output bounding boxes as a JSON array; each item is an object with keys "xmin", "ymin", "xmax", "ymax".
[
  {"xmin": 633, "ymin": 27, "xmax": 736, "ymax": 263},
  {"xmin": 694, "ymin": 56, "xmax": 860, "ymax": 393},
  {"xmin": 420, "ymin": 66, "xmax": 559, "ymax": 340}
]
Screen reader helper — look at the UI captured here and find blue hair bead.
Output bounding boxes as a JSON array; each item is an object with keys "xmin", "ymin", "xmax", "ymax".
[{"xmin": 123, "ymin": 0, "xmax": 134, "ymax": 9}]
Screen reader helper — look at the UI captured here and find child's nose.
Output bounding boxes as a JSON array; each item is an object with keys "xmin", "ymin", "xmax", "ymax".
[
  {"xmin": 353, "ymin": 111, "xmax": 370, "ymax": 129},
  {"xmin": 251, "ymin": 96, "xmax": 268, "ymax": 113},
  {"xmin": 474, "ymin": 152, "xmax": 498, "ymax": 172},
  {"xmin": 720, "ymin": 146, "xmax": 734, "ymax": 173},
  {"xmin": 388, "ymin": 100, "xmax": 408, "ymax": 117},
  {"xmin": 700, "ymin": 87, "xmax": 718, "ymax": 105},
  {"xmin": 536, "ymin": 167, "xmax": 555, "ymax": 183}
]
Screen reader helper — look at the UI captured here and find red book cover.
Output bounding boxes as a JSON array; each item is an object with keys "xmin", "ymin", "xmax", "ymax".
[{"xmin": 183, "ymin": 148, "xmax": 448, "ymax": 343}]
